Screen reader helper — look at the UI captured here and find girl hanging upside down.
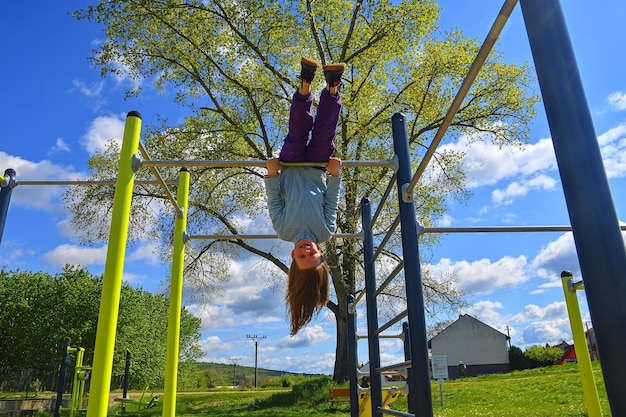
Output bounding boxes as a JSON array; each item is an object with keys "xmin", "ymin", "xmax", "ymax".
[{"xmin": 265, "ymin": 57, "xmax": 346, "ymax": 335}]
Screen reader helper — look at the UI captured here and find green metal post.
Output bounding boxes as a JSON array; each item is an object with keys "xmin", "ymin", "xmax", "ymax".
[
  {"xmin": 162, "ymin": 168, "xmax": 190, "ymax": 417},
  {"xmin": 561, "ymin": 270, "xmax": 602, "ymax": 417},
  {"xmin": 87, "ymin": 111, "xmax": 142, "ymax": 417},
  {"xmin": 69, "ymin": 347, "xmax": 86, "ymax": 417}
]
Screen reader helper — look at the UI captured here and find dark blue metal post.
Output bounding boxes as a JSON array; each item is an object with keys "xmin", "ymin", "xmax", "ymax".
[
  {"xmin": 0, "ymin": 168, "xmax": 16, "ymax": 245},
  {"xmin": 54, "ymin": 338, "xmax": 72, "ymax": 417},
  {"xmin": 361, "ymin": 198, "xmax": 383, "ymax": 415},
  {"xmin": 402, "ymin": 322, "xmax": 416, "ymax": 414},
  {"xmin": 392, "ymin": 112, "xmax": 433, "ymax": 417},
  {"xmin": 121, "ymin": 349, "xmax": 131, "ymax": 413},
  {"xmin": 520, "ymin": 1, "xmax": 626, "ymax": 415},
  {"xmin": 346, "ymin": 295, "xmax": 360, "ymax": 417}
]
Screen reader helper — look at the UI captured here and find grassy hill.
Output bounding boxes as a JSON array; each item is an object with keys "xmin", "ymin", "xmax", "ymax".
[{"xmin": 195, "ymin": 362, "xmax": 326, "ymax": 388}]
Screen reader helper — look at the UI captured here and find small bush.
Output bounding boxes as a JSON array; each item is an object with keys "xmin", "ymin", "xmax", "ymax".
[
  {"xmin": 291, "ymin": 376, "xmax": 335, "ymax": 406},
  {"xmin": 525, "ymin": 345, "xmax": 564, "ymax": 368}
]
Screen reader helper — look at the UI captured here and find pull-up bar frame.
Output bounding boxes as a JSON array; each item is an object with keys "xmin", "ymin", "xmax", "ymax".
[
  {"xmin": 185, "ymin": 232, "xmax": 362, "ymax": 242},
  {"xmin": 11, "ymin": 180, "xmax": 177, "ymax": 187},
  {"xmin": 138, "ymin": 157, "xmax": 398, "ymax": 169}
]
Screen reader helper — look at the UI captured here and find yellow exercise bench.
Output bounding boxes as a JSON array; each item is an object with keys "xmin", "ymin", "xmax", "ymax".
[{"xmin": 357, "ymin": 386, "xmax": 402, "ymax": 417}]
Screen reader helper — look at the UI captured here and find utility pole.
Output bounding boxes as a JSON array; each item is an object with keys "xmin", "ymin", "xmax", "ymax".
[
  {"xmin": 229, "ymin": 357, "xmax": 240, "ymax": 387},
  {"xmin": 505, "ymin": 326, "xmax": 512, "ymax": 349},
  {"xmin": 246, "ymin": 334, "xmax": 266, "ymax": 388}
]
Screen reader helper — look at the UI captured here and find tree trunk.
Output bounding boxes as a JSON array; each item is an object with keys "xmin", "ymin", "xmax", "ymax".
[{"xmin": 331, "ymin": 291, "xmax": 350, "ymax": 383}]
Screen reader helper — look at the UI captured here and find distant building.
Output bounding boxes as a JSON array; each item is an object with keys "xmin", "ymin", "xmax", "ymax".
[
  {"xmin": 586, "ymin": 328, "xmax": 599, "ymax": 361},
  {"xmin": 554, "ymin": 341, "xmax": 577, "ymax": 365},
  {"xmin": 428, "ymin": 314, "xmax": 510, "ymax": 378},
  {"xmin": 554, "ymin": 327, "xmax": 599, "ymax": 364}
]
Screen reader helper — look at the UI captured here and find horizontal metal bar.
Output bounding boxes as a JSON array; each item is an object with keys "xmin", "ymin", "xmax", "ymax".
[
  {"xmin": 376, "ymin": 310, "xmax": 408, "ymax": 336},
  {"xmin": 376, "ymin": 360, "xmax": 412, "ymax": 374},
  {"xmin": 357, "ymin": 334, "xmax": 403, "ymax": 341},
  {"xmin": 378, "ymin": 408, "xmax": 413, "ymax": 417},
  {"xmin": 139, "ymin": 159, "xmax": 396, "ymax": 169},
  {"xmin": 186, "ymin": 232, "xmax": 362, "ymax": 241},
  {"xmin": 13, "ymin": 180, "xmax": 177, "ymax": 187},
  {"xmin": 423, "ymin": 225, "xmax": 626, "ymax": 233}
]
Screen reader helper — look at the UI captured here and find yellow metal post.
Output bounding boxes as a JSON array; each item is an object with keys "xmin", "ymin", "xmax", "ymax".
[
  {"xmin": 87, "ymin": 111, "xmax": 142, "ymax": 417},
  {"xmin": 162, "ymin": 168, "xmax": 190, "ymax": 417},
  {"xmin": 561, "ymin": 270, "xmax": 602, "ymax": 417}
]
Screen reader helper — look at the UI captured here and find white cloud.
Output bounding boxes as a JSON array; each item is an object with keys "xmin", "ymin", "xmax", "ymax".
[
  {"xmin": 127, "ymin": 242, "xmax": 160, "ymax": 264},
  {"xmin": 441, "ymin": 136, "xmax": 557, "ymax": 189},
  {"xmin": 72, "ymin": 79, "xmax": 105, "ymax": 98},
  {"xmin": 276, "ymin": 325, "xmax": 332, "ymax": 349},
  {"xmin": 509, "ymin": 301, "xmax": 567, "ymax": 323},
  {"xmin": 465, "ymin": 300, "xmax": 571, "ymax": 347},
  {"xmin": 439, "ymin": 123, "xmax": 626, "ymax": 208},
  {"xmin": 520, "ymin": 317, "xmax": 571, "ymax": 345},
  {"xmin": 50, "ymin": 138, "xmax": 71, "ymax": 154},
  {"xmin": 198, "ymin": 335, "xmax": 239, "ymax": 363},
  {"xmin": 429, "ymin": 255, "xmax": 529, "ymax": 294},
  {"xmin": 491, "ymin": 174, "xmax": 557, "ymax": 206},
  {"xmin": 597, "ymin": 123, "xmax": 626, "ymax": 178},
  {"xmin": 41, "ymin": 241, "xmax": 162, "ymax": 271},
  {"xmin": 466, "ymin": 300, "xmax": 505, "ymax": 325},
  {"xmin": 82, "ymin": 115, "xmax": 125, "ymax": 155},
  {"xmin": 531, "ymin": 233, "xmax": 579, "ymax": 282},
  {"xmin": 261, "ymin": 351, "xmax": 336, "ymax": 374},
  {"xmin": 507, "ymin": 302, "xmax": 571, "ymax": 345},
  {"xmin": 42, "ymin": 243, "xmax": 107, "ymax": 268},
  {"xmin": 437, "ymin": 214, "xmax": 454, "ymax": 227},
  {"xmin": 187, "ymin": 304, "xmax": 238, "ymax": 331},
  {"xmin": 0, "ymin": 152, "xmax": 82, "ymax": 212},
  {"xmin": 607, "ymin": 91, "xmax": 626, "ymax": 111}
]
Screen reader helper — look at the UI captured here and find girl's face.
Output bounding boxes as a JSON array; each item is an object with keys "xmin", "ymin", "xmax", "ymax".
[{"xmin": 292, "ymin": 239, "xmax": 322, "ymax": 270}]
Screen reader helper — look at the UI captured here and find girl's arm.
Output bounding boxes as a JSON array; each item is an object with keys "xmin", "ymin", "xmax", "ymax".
[
  {"xmin": 264, "ymin": 158, "xmax": 284, "ymax": 228},
  {"xmin": 324, "ymin": 158, "xmax": 342, "ymax": 231}
]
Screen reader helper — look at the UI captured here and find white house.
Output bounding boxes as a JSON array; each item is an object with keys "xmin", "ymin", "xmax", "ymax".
[{"xmin": 429, "ymin": 314, "xmax": 510, "ymax": 378}]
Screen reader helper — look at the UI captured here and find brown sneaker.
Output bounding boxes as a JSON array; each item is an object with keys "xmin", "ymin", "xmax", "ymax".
[
  {"xmin": 323, "ymin": 63, "xmax": 346, "ymax": 88},
  {"xmin": 299, "ymin": 57, "xmax": 320, "ymax": 84}
]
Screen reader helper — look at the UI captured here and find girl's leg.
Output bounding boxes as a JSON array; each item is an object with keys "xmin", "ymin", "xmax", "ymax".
[
  {"xmin": 304, "ymin": 88, "xmax": 342, "ymax": 162},
  {"xmin": 279, "ymin": 91, "xmax": 314, "ymax": 162}
]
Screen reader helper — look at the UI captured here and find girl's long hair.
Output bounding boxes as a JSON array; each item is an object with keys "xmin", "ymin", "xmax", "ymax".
[{"xmin": 286, "ymin": 258, "xmax": 330, "ymax": 335}]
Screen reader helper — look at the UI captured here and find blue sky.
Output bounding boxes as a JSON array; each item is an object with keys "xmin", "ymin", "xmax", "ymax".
[{"xmin": 1, "ymin": 1, "xmax": 625, "ymax": 376}]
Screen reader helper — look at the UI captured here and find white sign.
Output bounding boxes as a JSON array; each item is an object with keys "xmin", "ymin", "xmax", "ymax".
[{"xmin": 431, "ymin": 355, "xmax": 449, "ymax": 379}]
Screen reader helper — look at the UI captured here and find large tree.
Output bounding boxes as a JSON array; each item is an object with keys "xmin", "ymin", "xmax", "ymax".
[
  {"xmin": 0, "ymin": 266, "xmax": 202, "ymax": 390},
  {"xmin": 69, "ymin": 0, "xmax": 537, "ymax": 381}
]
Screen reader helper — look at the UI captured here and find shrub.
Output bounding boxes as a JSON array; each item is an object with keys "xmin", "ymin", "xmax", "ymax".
[{"xmin": 291, "ymin": 376, "xmax": 335, "ymax": 406}]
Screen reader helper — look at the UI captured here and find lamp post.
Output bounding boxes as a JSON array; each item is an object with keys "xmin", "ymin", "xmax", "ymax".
[{"xmin": 246, "ymin": 334, "xmax": 266, "ymax": 388}]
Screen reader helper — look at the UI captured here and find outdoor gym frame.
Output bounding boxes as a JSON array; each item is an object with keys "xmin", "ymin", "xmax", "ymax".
[
  {"xmin": 1, "ymin": 0, "xmax": 625, "ymax": 416},
  {"xmin": 0, "ymin": 118, "xmax": 393, "ymax": 417},
  {"xmin": 343, "ymin": 0, "xmax": 626, "ymax": 416}
]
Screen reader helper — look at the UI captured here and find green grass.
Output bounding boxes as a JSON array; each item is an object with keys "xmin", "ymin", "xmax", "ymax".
[
  {"xmin": 427, "ymin": 363, "xmax": 611, "ymax": 416},
  {"xmin": 26, "ymin": 362, "xmax": 612, "ymax": 416}
]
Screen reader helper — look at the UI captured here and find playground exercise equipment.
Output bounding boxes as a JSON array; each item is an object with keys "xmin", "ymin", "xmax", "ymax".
[
  {"xmin": 2, "ymin": 0, "xmax": 626, "ymax": 416},
  {"xmin": 54, "ymin": 339, "xmax": 92, "ymax": 417},
  {"xmin": 114, "ymin": 350, "xmax": 159, "ymax": 413},
  {"xmin": 342, "ymin": 1, "xmax": 626, "ymax": 416},
  {"xmin": 560, "ymin": 271, "xmax": 602, "ymax": 417}
]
